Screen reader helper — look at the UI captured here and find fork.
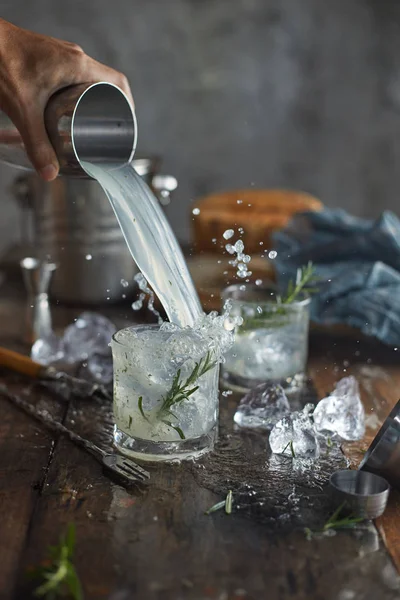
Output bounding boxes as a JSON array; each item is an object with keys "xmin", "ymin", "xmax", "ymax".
[{"xmin": 0, "ymin": 384, "xmax": 150, "ymax": 486}]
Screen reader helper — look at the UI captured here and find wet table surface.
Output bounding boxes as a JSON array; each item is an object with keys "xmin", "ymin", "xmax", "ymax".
[{"xmin": 0, "ymin": 278, "xmax": 400, "ymax": 600}]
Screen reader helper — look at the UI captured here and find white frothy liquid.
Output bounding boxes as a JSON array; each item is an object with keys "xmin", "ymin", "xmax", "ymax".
[{"xmin": 82, "ymin": 162, "xmax": 202, "ymax": 327}]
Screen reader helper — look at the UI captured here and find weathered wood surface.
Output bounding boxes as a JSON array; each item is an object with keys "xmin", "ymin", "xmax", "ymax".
[{"xmin": 0, "ymin": 283, "xmax": 399, "ymax": 599}]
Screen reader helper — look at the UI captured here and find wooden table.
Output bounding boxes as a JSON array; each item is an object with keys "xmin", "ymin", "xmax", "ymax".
[{"xmin": 0, "ymin": 278, "xmax": 400, "ymax": 600}]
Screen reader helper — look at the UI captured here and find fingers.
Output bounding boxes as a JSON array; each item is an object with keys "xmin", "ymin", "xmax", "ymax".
[
  {"xmin": 16, "ymin": 108, "xmax": 59, "ymax": 181},
  {"xmin": 81, "ymin": 58, "xmax": 134, "ymax": 108}
]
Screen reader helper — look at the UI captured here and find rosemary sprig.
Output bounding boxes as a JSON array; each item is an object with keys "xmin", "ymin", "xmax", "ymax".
[
  {"xmin": 205, "ymin": 491, "xmax": 234, "ymax": 515},
  {"xmin": 279, "ymin": 261, "xmax": 319, "ymax": 305},
  {"xmin": 205, "ymin": 500, "xmax": 226, "ymax": 515},
  {"xmin": 323, "ymin": 503, "xmax": 364, "ymax": 531},
  {"xmin": 30, "ymin": 523, "xmax": 83, "ymax": 600},
  {"xmin": 304, "ymin": 503, "xmax": 364, "ymax": 540},
  {"xmin": 239, "ymin": 262, "xmax": 319, "ymax": 332},
  {"xmin": 160, "ymin": 351, "xmax": 216, "ymax": 414},
  {"xmin": 138, "ymin": 351, "xmax": 217, "ymax": 439}
]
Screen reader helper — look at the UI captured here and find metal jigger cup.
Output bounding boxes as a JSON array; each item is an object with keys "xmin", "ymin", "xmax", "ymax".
[
  {"xmin": 20, "ymin": 257, "xmax": 57, "ymax": 345},
  {"xmin": 329, "ymin": 470, "xmax": 390, "ymax": 520},
  {"xmin": 0, "ymin": 82, "xmax": 137, "ymax": 178}
]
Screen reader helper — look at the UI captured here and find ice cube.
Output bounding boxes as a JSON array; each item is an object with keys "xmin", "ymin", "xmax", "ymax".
[
  {"xmin": 234, "ymin": 383, "xmax": 290, "ymax": 430},
  {"xmin": 313, "ymin": 376, "xmax": 365, "ymax": 441},
  {"xmin": 62, "ymin": 312, "xmax": 116, "ymax": 363},
  {"xmin": 31, "ymin": 333, "xmax": 64, "ymax": 365},
  {"xmin": 87, "ymin": 353, "xmax": 113, "ymax": 384},
  {"xmin": 223, "ymin": 229, "xmax": 234, "ymax": 240},
  {"xmin": 269, "ymin": 404, "xmax": 320, "ymax": 459}
]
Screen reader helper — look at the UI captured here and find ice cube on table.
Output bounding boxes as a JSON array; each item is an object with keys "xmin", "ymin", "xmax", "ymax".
[
  {"xmin": 62, "ymin": 312, "xmax": 116, "ymax": 363},
  {"xmin": 87, "ymin": 353, "xmax": 113, "ymax": 385},
  {"xmin": 234, "ymin": 383, "xmax": 290, "ymax": 430},
  {"xmin": 313, "ymin": 376, "xmax": 365, "ymax": 441},
  {"xmin": 269, "ymin": 404, "xmax": 320, "ymax": 459},
  {"xmin": 31, "ymin": 333, "xmax": 64, "ymax": 365}
]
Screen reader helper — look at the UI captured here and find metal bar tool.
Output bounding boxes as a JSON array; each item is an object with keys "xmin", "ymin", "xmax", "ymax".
[
  {"xmin": 0, "ymin": 384, "xmax": 149, "ymax": 486},
  {"xmin": 0, "ymin": 347, "xmax": 112, "ymax": 403}
]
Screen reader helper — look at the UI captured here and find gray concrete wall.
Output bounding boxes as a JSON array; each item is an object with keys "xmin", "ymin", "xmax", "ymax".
[{"xmin": 1, "ymin": 0, "xmax": 400, "ymax": 250}]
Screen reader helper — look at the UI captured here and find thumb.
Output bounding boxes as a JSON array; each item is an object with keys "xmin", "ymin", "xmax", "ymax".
[{"xmin": 18, "ymin": 109, "xmax": 59, "ymax": 181}]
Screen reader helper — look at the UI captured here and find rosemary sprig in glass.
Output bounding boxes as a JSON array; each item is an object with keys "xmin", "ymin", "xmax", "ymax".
[
  {"xmin": 239, "ymin": 262, "xmax": 319, "ymax": 331},
  {"xmin": 138, "ymin": 350, "xmax": 217, "ymax": 439},
  {"xmin": 28, "ymin": 523, "xmax": 83, "ymax": 600},
  {"xmin": 277, "ymin": 261, "xmax": 320, "ymax": 305}
]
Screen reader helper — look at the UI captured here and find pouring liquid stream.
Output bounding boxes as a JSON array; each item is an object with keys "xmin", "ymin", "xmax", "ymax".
[{"xmin": 82, "ymin": 161, "xmax": 202, "ymax": 327}]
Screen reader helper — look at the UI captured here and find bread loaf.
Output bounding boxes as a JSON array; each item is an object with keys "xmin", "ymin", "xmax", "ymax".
[{"xmin": 192, "ymin": 189, "xmax": 323, "ymax": 254}]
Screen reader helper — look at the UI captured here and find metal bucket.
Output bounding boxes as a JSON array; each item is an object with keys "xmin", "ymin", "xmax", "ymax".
[{"xmin": 11, "ymin": 157, "xmax": 177, "ymax": 304}]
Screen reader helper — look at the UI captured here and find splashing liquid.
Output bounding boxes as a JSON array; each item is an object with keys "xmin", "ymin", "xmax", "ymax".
[
  {"xmin": 132, "ymin": 272, "xmax": 163, "ymax": 324},
  {"xmin": 223, "ymin": 229, "xmax": 252, "ymax": 279},
  {"xmin": 82, "ymin": 162, "xmax": 202, "ymax": 327}
]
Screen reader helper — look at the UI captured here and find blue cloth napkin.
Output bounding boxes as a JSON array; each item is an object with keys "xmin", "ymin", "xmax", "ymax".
[{"xmin": 272, "ymin": 209, "xmax": 400, "ymax": 347}]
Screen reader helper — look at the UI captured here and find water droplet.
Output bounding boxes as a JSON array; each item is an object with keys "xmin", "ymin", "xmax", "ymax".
[
  {"xmin": 223, "ymin": 229, "xmax": 234, "ymax": 240},
  {"xmin": 131, "ymin": 296, "xmax": 144, "ymax": 310},
  {"xmin": 237, "ymin": 199, "xmax": 243, "ymax": 204},
  {"xmin": 256, "ymin": 306, "xmax": 263, "ymax": 314},
  {"xmin": 120, "ymin": 279, "xmax": 129, "ymax": 288},
  {"xmin": 212, "ymin": 238, "xmax": 217, "ymax": 243},
  {"xmin": 268, "ymin": 250, "xmax": 277, "ymax": 259},
  {"xmin": 223, "ymin": 317, "xmax": 236, "ymax": 331},
  {"xmin": 255, "ymin": 279, "xmax": 262, "ymax": 286},
  {"xmin": 239, "ymin": 285, "xmax": 246, "ymax": 291},
  {"xmin": 85, "ymin": 254, "xmax": 92, "ymax": 260},
  {"xmin": 234, "ymin": 240, "xmax": 244, "ymax": 253},
  {"xmin": 192, "ymin": 207, "xmax": 200, "ymax": 215},
  {"xmin": 225, "ymin": 244, "xmax": 235, "ymax": 254}
]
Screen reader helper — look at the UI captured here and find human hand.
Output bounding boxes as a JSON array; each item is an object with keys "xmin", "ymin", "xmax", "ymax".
[{"xmin": 0, "ymin": 19, "xmax": 133, "ymax": 181}]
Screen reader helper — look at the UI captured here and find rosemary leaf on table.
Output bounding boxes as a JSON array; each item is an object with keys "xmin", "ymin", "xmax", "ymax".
[
  {"xmin": 304, "ymin": 502, "xmax": 364, "ymax": 539},
  {"xmin": 322, "ymin": 503, "xmax": 364, "ymax": 532},
  {"xmin": 205, "ymin": 491, "xmax": 234, "ymax": 516},
  {"xmin": 29, "ymin": 523, "xmax": 83, "ymax": 600}
]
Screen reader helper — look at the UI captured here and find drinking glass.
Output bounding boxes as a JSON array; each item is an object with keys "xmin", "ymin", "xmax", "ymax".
[
  {"xmin": 221, "ymin": 284, "xmax": 310, "ymax": 392},
  {"xmin": 111, "ymin": 324, "xmax": 219, "ymax": 461}
]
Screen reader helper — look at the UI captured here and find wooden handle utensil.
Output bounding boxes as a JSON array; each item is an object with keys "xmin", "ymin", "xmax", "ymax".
[{"xmin": 0, "ymin": 346, "xmax": 112, "ymax": 402}]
